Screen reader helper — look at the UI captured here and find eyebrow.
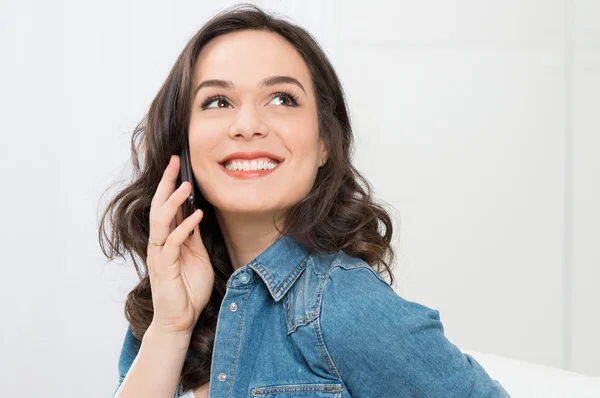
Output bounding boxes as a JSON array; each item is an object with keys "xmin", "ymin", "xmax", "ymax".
[{"xmin": 193, "ymin": 75, "xmax": 306, "ymax": 98}]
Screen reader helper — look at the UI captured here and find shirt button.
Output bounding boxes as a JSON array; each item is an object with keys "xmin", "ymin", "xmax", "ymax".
[
  {"xmin": 239, "ymin": 272, "xmax": 250, "ymax": 284},
  {"xmin": 218, "ymin": 373, "xmax": 227, "ymax": 382},
  {"xmin": 229, "ymin": 302, "xmax": 238, "ymax": 312}
]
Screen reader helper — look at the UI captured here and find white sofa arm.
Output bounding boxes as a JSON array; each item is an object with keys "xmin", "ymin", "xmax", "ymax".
[{"xmin": 462, "ymin": 349, "xmax": 600, "ymax": 398}]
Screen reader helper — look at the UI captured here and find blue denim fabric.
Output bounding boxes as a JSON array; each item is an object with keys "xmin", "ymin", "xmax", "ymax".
[{"xmin": 115, "ymin": 234, "xmax": 510, "ymax": 397}]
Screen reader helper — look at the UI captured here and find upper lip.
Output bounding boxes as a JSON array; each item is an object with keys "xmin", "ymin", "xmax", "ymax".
[{"xmin": 220, "ymin": 151, "xmax": 284, "ymax": 164}]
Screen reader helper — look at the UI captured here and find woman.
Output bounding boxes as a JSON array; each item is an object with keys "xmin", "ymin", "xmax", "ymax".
[{"xmin": 100, "ymin": 3, "xmax": 510, "ymax": 398}]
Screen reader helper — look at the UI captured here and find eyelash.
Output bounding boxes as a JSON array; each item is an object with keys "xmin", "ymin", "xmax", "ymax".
[{"xmin": 200, "ymin": 89, "xmax": 300, "ymax": 110}]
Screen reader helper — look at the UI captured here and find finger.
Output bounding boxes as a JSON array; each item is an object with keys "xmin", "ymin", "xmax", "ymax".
[
  {"xmin": 185, "ymin": 209, "xmax": 204, "ymax": 243},
  {"xmin": 162, "ymin": 209, "xmax": 204, "ymax": 265},
  {"xmin": 153, "ymin": 155, "xmax": 180, "ymax": 206},
  {"xmin": 172, "ymin": 205, "xmax": 194, "ymax": 239},
  {"xmin": 169, "ymin": 204, "xmax": 183, "ymax": 233},
  {"xmin": 161, "ymin": 181, "xmax": 191, "ymax": 232},
  {"xmin": 148, "ymin": 155, "xmax": 180, "ymax": 247},
  {"xmin": 148, "ymin": 180, "xmax": 191, "ymax": 253},
  {"xmin": 176, "ymin": 205, "xmax": 183, "ymax": 228},
  {"xmin": 176, "ymin": 206, "xmax": 195, "ymax": 238},
  {"xmin": 189, "ymin": 218, "xmax": 206, "ymax": 252}
]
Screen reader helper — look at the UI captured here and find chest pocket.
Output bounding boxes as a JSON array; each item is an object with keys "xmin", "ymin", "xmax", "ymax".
[{"xmin": 251, "ymin": 382, "xmax": 343, "ymax": 397}]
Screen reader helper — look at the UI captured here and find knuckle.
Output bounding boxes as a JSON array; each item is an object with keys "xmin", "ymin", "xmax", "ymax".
[
  {"xmin": 169, "ymin": 190, "xmax": 185, "ymax": 208},
  {"xmin": 148, "ymin": 200, "xmax": 157, "ymax": 214},
  {"xmin": 149, "ymin": 215, "xmax": 160, "ymax": 231},
  {"xmin": 149, "ymin": 214, "xmax": 167, "ymax": 234}
]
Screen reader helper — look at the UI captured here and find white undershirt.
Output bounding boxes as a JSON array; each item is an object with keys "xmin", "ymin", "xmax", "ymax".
[{"xmin": 179, "ymin": 389, "xmax": 195, "ymax": 398}]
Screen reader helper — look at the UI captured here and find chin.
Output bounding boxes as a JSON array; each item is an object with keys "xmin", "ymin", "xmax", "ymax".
[
  {"xmin": 214, "ymin": 197, "xmax": 280, "ymax": 213},
  {"xmin": 204, "ymin": 186, "xmax": 306, "ymax": 215}
]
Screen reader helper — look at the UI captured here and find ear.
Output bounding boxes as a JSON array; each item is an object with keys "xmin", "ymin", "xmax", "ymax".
[{"xmin": 319, "ymin": 139, "xmax": 327, "ymax": 162}]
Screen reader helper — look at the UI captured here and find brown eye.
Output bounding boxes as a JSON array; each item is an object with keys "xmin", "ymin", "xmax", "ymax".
[
  {"xmin": 268, "ymin": 93, "xmax": 299, "ymax": 107},
  {"xmin": 209, "ymin": 99, "xmax": 229, "ymax": 109},
  {"xmin": 202, "ymin": 96, "xmax": 232, "ymax": 110},
  {"xmin": 276, "ymin": 96, "xmax": 291, "ymax": 106}
]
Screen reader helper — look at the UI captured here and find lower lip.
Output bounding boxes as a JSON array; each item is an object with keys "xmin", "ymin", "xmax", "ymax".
[{"xmin": 219, "ymin": 162, "xmax": 282, "ymax": 179}]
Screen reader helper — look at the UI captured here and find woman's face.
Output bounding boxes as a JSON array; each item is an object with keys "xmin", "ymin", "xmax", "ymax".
[{"xmin": 188, "ymin": 30, "xmax": 325, "ymax": 216}]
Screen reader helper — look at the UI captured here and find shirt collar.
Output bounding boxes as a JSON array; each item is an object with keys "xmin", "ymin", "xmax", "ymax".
[{"xmin": 239, "ymin": 233, "xmax": 312, "ymax": 302}]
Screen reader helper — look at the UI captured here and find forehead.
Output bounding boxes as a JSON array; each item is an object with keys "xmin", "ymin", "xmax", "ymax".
[{"xmin": 193, "ymin": 30, "xmax": 312, "ymax": 91}]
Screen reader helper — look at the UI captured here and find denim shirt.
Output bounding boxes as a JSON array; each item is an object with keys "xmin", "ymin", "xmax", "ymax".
[{"xmin": 115, "ymin": 234, "xmax": 510, "ymax": 397}]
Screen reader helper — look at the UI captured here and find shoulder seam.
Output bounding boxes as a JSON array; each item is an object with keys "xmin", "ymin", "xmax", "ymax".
[
  {"xmin": 313, "ymin": 262, "xmax": 395, "ymax": 379},
  {"xmin": 330, "ymin": 260, "xmax": 395, "ymax": 292},
  {"xmin": 312, "ymin": 265, "xmax": 343, "ymax": 379}
]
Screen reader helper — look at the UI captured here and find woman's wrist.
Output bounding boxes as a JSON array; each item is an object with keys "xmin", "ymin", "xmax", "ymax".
[{"xmin": 145, "ymin": 322, "xmax": 193, "ymax": 352}]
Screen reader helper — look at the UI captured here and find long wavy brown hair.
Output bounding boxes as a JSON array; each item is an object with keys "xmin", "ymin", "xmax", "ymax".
[{"xmin": 98, "ymin": 2, "xmax": 398, "ymax": 393}]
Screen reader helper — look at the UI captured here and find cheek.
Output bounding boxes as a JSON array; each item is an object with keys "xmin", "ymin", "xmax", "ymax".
[
  {"xmin": 273, "ymin": 117, "xmax": 320, "ymax": 152},
  {"xmin": 188, "ymin": 117, "xmax": 223, "ymax": 152},
  {"xmin": 187, "ymin": 124, "xmax": 223, "ymax": 192}
]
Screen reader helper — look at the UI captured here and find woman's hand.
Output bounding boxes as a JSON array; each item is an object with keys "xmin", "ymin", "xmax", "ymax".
[{"xmin": 146, "ymin": 154, "xmax": 214, "ymax": 335}]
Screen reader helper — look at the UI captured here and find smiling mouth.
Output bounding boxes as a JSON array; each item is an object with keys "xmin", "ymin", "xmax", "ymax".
[
  {"xmin": 219, "ymin": 159, "xmax": 283, "ymax": 172},
  {"xmin": 218, "ymin": 161, "xmax": 282, "ymax": 180}
]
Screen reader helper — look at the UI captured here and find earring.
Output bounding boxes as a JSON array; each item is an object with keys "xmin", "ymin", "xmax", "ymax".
[{"xmin": 319, "ymin": 158, "xmax": 326, "ymax": 166}]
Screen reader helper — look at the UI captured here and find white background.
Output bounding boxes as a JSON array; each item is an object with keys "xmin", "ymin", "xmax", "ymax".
[{"xmin": 0, "ymin": 0, "xmax": 598, "ymax": 396}]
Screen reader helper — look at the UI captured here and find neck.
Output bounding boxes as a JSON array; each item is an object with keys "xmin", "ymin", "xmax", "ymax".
[{"xmin": 215, "ymin": 209, "xmax": 287, "ymax": 271}]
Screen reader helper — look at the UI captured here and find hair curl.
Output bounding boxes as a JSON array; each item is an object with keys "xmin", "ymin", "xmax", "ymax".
[{"xmin": 97, "ymin": 3, "xmax": 399, "ymax": 393}]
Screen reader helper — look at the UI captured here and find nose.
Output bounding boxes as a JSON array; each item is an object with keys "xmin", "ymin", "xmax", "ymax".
[{"xmin": 229, "ymin": 104, "xmax": 268, "ymax": 140}]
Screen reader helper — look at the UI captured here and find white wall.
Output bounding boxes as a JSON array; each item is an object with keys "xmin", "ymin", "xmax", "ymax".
[
  {"xmin": 0, "ymin": 1, "xmax": 597, "ymax": 397},
  {"xmin": 337, "ymin": 0, "xmax": 570, "ymax": 370},
  {"xmin": 571, "ymin": 0, "xmax": 600, "ymax": 375}
]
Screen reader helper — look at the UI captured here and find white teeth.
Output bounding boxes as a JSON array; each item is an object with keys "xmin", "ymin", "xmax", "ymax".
[{"xmin": 225, "ymin": 159, "xmax": 279, "ymax": 171}]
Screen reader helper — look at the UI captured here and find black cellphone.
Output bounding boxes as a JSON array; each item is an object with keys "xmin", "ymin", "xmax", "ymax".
[{"xmin": 178, "ymin": 137, "xmax": 197, "ymax": 235}]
